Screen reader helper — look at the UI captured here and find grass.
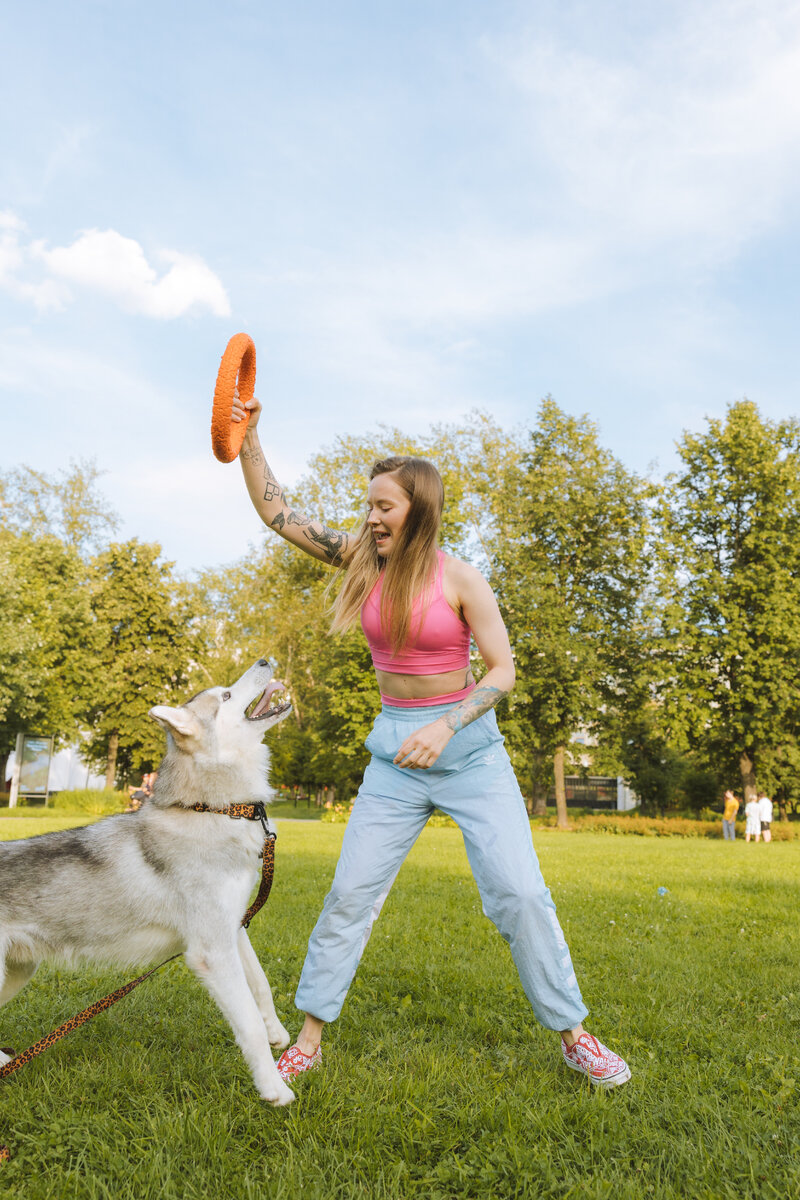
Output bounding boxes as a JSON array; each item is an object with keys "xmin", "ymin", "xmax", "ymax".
[
  {"xmin": 0, "ymin": 819, "xmax": 798, "ymax": 1198},
  {"xmin": 0, "ymin": 809, "xmax": 101, "ymax": 838}
]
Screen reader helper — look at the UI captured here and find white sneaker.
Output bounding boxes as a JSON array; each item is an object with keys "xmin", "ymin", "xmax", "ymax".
[{"xmin": 561, "ymin": 1033, "xmax": 631, "ymax": 1088}]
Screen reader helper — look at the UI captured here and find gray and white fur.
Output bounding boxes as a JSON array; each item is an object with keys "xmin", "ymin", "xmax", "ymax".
[{"xmin": 0, "ymin": 659, "xmax": 295, "ymax": 1106}]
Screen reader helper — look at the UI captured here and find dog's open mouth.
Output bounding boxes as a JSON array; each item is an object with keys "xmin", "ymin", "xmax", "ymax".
[{"xmin": 245, "ymin": 680, "xmax": 292, "ymax": 722}]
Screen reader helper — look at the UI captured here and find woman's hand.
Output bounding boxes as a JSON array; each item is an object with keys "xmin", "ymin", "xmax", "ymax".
[
  {"xmin": 393, "ymin": 718, "xmax": 455, "ymax": 769},
  {"xmin": 232, "ymin": 385, "xmax": 262, "ymax": 429}
]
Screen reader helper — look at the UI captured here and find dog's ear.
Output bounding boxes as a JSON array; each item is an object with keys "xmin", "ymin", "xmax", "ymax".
[{"xmin": 148, "ymin": 705, "xmax": 200, "ymax": 742}]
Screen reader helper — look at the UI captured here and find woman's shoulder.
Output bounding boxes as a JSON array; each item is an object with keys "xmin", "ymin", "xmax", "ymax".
[
  {"xmin": 440, "ymin": 553, "xmax": 493, "ymax": 601},
  {"xmin": 440, "ymin": 551, "xmax": 484, "ymax": 583}
]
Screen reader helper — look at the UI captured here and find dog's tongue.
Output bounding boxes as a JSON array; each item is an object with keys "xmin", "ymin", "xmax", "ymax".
[{"xmin": 251, "ymin": 680, "xmax": 284, "ymax": 717}]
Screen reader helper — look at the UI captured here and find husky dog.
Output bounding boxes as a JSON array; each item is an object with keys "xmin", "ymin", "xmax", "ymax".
[{"xmin": 0, "ymin": 659, "xmax": 296, "ymax": 1106}]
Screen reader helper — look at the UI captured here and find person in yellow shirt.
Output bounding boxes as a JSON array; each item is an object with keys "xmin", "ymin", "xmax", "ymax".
[{"xmin": 722, "ymin": 790, "xmax": 740, "ymax": 840}]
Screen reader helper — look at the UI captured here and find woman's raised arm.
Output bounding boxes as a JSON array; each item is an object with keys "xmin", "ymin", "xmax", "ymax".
[{"xmin": 235, "ymin": 390, "xmax": 351, "ymax": 565}]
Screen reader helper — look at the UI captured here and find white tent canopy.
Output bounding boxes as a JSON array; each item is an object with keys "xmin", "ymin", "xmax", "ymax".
[{"xmin": 6, "ymin": 743, "xmax": 107, "ymax": 793}]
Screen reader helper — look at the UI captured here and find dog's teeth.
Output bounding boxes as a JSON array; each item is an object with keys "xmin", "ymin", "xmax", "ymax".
[{"xmin": 247, "ymin": 680, "xmax": 286, "ymax": 719}]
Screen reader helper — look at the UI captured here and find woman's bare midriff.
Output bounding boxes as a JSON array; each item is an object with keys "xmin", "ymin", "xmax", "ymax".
[{"xmin": 374, "ymin": 666, "xmax": 475, "ymax": 701}]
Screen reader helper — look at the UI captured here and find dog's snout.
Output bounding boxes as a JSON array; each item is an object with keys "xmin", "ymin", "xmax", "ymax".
[{"xmin": 256, "ymin": 659, "xmax": 269, "ymax": 667}]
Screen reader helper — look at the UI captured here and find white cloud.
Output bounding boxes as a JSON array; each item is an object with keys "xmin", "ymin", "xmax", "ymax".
[
  {"xmin": 36, "ymin": 229, "xmax": 231, "ymax": 318},
  {"xmin": 483, "ymin": 0, "xmax": 800, "ymax": 265},
  {"xmin": 271, "ymin": 0, "xmax": 800, "ymax": 404},
  {"xmin": 0, "ymin": 222, "xmax": 69, "ymax": 312},
  {"xmin": 0, "ymin": 216, "xmax": 230, "ymax": 319},
  {"xmin": 0, "ymin": 210, "xmax": 26, "ymax": 232}
]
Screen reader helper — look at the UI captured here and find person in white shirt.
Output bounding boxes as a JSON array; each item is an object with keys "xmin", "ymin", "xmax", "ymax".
[
  {"xmin": 744, "ymin": 796, "xmax": 761, "ymax": 843},
  {"xmin": 757, "ymin": 793, "xmax": 774, "ymax": 843}
]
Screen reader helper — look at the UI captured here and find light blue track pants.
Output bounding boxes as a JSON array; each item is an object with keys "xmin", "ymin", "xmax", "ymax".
[{"xmin": 294, "ymin": 702, "xmax": 589, "ymax": 1031}]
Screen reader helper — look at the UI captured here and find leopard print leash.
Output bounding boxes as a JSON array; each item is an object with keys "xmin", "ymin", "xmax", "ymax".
[{"xmin": 0, "ymin": 802, "xmax": 276, "ymax": 1158}]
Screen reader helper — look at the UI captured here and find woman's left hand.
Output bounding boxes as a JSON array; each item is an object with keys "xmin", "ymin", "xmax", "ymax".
[{"xmin": 394, "ymin": 718, "xmax": 455, "ymax": 769}]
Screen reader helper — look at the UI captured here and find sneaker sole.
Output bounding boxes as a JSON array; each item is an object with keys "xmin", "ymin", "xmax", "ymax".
[{"xmin": 563, "ymin": 1057, "xmax": 632, "ymax": 1088}]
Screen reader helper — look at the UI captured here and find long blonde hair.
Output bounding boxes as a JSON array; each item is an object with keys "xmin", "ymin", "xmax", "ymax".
[{"xmin": 329, "ymin": 456, "xmax": 444, "ymax": 654}]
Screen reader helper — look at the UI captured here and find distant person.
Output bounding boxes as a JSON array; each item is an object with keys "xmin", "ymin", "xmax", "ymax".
[
  {"xmin": 722, "ymin": 790, "xmax": 740, "ymax": 840},
  {"xmin": 125, "ymin": 786, "xmax": 144, "ymax": 812},
  {"xmin": 757, "ymin": 792, "xmax": 773, "ymax": 843},
  {"xmin": 126, "ymin": 772, "xmax": 157, "ymax": 813},
  {"xmin": 744, "ymin": 795, "xmax": 761, "ymax": 843}
]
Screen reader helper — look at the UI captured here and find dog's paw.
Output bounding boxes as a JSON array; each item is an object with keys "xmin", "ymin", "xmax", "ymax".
[
  {"xmin": 0, "ymin": 1048, "xmax": 15, "ymax": 1066},
  {"xmin": 262, "ymin": 1080, "xmax": 295, "ymax": 1107},
  {"xmin": 267, "ymin": 1021, "xmax": 290, "ymax": 1050}
]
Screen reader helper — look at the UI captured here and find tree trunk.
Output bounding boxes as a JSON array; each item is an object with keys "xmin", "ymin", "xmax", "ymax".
[
  {"xmin": 530, "ymin": 749, "xmax": 548, "ymax": 816},
  {"xmin": 105, "ymin": 731, "xmax": 119, "ymax": 790},
  {"xmin": 0, "ymin": 751, "xmax": 9, "ymax": 793},
  {"xmin": 554, "ymin": 745, "xmax": 569, "ymax": 829},
  {"xmin": 739, "ymin": 750, "xmax": 757, "ymax": 807},
  {"xmin": 531, "ymin": 780, "xmax": 547, "ymax": 817}
]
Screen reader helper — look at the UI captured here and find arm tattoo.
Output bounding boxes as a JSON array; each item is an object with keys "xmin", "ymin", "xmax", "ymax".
[
  {"xmin": 241, "ymin": 446, "xmax": 264, "ymax": 465},
  {"xmin": 303, "ymin": 525, "xmax": 350, "ymax": 565},
  {"xmin": 269, "ymin": 502, "xmax": 348, "ymax": 563},
  {"xmin": 263, "ymin": 479, "xmax": 283, "ymax": 504},
  {"xmin": 442, "ymin": 685, "xmax": 508, "ymax": 734}
]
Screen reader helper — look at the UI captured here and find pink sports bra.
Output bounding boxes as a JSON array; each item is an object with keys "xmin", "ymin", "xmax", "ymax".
[{"xmin": 361, "ymin": 550, "xmax": 471, "ymax": 677}]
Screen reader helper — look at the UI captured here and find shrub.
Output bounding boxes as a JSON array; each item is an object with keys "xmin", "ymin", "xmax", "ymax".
[
  {"xmin": 49, "ymin": 788, "xmax": 128, "ymax": 815},
  {"xmin": 532, "ymin": 812, "xmax": 800, "ymax": 839},
  {"xmin": 320, "ymin": 802, "xmax": 354, "ymax": 824}
]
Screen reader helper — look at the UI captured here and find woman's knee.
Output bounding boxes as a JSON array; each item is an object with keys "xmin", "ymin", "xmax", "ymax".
[
  {"xmin": 323, "ymin": 875, "xmax": 387, "ymax": 924},
  {"xmin": 481, "ymin": 876, "xmax": 551, "ymax": 927}
]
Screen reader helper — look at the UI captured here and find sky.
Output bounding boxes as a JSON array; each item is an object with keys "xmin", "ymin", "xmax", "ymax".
[{"xmin": 2, "ymin": 0, "xmax": 799, "ymax": 575}]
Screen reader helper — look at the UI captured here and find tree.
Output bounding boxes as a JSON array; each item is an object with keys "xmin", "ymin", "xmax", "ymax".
[
  {"xmin": 658, "ymin": 400, "xmax": 800, "ymax": 809},
  {"xmin": 489, "ymin": 399, "xmax": 654, "ymax": 827},
  {"xmin": 78, "ymin": 540, "xmax": 197, "ymax": 786},
  {"xmin": 0, "ymin": 458, "xmax": 120, "ymax": 557},
  {"xmin": 0, "ymin": 529, "xmax": 92, "ymax": 786}
]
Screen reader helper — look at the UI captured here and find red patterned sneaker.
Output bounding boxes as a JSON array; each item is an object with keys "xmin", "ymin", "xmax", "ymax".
[
  {"xmin": 561, "ymin": 1033, "xmax": 631, "ymax": 1088},
  {"xmin": 276, "ymin": 1044, "xmax": 322, "ymax": 1081}
]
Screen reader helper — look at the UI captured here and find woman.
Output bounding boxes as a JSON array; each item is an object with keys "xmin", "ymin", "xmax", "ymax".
[
  {"xmin": 234, "ymin": 391, "xmax": 630, "ymax": 1088},
  {"xmin": 745, "ymin": 795, "xmax": 762, "ymax": 843}
]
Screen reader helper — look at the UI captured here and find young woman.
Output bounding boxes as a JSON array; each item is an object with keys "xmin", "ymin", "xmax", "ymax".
[{"xmin": 234, "ymin": 392, "xmax": 630, "ymax": 1089}]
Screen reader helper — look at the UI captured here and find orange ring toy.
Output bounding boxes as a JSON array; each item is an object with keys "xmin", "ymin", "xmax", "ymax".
[{"xmin": 211, "ymin": 333, "xmax": 256, "ymax": 463}]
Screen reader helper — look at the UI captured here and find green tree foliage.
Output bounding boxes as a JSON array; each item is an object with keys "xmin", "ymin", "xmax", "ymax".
[
  {"xmin": 0, "ymin": 529, "xmax": 92, "ymax": 784},
  {"xmin": 0, "ymin": 458, "xmax": 120, "ymax": 557},
  {"xmin": 488, "ymin": 399, "xmax": 654, "ymax": 826},
  {"xmin": 78, "ymin": 540, "xmax": 197, "ymax": 786},
  {"xmin": 658, "ymin": 400, "xmax": 800, "ymax": 806}
]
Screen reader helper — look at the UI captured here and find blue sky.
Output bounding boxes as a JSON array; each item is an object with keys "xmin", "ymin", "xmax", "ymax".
[{"xmin": 2, "ymin": 0, "xmax": 799, "ymax": 573}]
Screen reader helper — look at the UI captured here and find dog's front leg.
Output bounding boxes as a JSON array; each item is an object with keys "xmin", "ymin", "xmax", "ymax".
[
  {"xmin": 185, "ymin": 944, "xmax": 294, "ymax": 1106},
  {"xmin": 1, "ymin": 960, "xmax": 38, "ymax": 1060},
  {"xmin": 237, "ymin": 929, "xmax": 290, "ymax": 1050}
]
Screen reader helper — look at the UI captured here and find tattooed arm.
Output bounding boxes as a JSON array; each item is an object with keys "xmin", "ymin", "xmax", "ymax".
[
  {"xmin": 235, "ymin": 390, "xmax": 350, "ymax": 566},
  {"xmin": 393, "ymin": 562, "xmax": 516, "ymax": 769}
]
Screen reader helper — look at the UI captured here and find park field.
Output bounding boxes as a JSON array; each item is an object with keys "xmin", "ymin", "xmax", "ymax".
[{"xmin": 0, "ymin": 818, "xmax": 798, "ymax": 1199}]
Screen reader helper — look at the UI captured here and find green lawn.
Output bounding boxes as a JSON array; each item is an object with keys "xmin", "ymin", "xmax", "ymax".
[
  {"xmin": 0, "ymin": 810, "xmax": 101, "ymax": 839},
  {"xmin": 0, "ymin": 820, "xmax": 798, "ymax": 1199}
]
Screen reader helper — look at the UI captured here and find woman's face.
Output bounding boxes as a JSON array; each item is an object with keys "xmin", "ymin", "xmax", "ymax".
[{"xmin": 367, "ymin": 472, "xmax": 411, "ymax": 557}]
